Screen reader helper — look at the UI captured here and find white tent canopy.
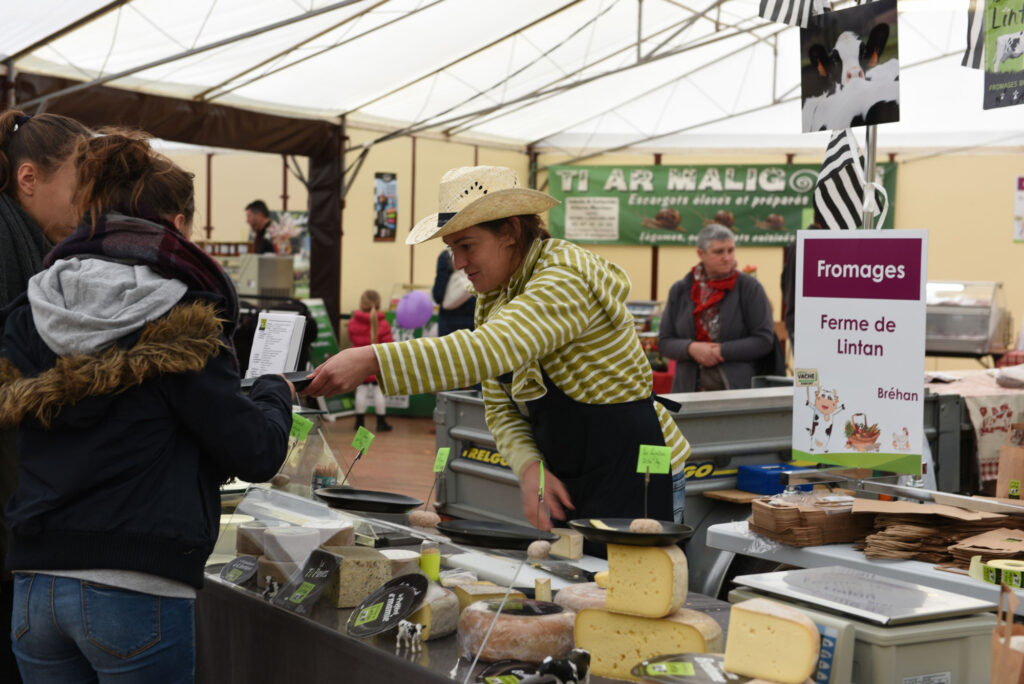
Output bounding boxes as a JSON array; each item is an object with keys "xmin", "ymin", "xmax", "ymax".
[{"xmin": 3, "ymin": 0, "xmax": 1020, "ymax": 155}]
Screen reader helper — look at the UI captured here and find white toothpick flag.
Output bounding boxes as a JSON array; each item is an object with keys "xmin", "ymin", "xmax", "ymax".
[
  {"xmin": 758, "ymin": 0, "xmax": 831, "ymax": 29},
  {"xmin": 961, "ymin": 0, "xmax": 985, "ymax": 69}
]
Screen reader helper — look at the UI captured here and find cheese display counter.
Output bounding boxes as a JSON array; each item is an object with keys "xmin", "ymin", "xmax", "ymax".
[{"xmin": 197, "ymin": 487, "xmax": 733, "ymax": 683}]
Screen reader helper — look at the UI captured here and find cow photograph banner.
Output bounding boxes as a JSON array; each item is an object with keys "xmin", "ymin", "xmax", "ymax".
[
  {"xmin": 984, "ymin": 0, "xmax": 1024, "ymax": 109},
  {"xmin": 548, "ymin": 163, "xmax": 896, "ymax": 246}
]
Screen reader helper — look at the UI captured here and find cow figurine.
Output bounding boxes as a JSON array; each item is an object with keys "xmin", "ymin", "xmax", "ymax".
[
  {"xmin": 261, "ymin": 577, "xmax": 280, "ymax": 602},
  {"xmin": 521, "ymin": 648, "xmax": 590, "ymax": 684},
  {"xmin": 395, "ymin": 620, "xmax": 424, "ymax": 653}
]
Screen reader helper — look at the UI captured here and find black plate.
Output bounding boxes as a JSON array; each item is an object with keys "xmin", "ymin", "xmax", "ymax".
[
  {"xmin": 314, "ymin": 487, "xmax": 423, "ymax": 514},
  {"xmin": 436, "ymin": 520, "xmax": 559, "ymax": 550},
  {"xmin": 568, "ymin": 518, "xmax": 694, "ymax": 547}
]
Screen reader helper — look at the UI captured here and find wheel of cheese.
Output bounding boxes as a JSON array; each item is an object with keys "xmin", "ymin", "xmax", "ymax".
[
  {"xmin": 236, "ymin": 520, "xmax": 288, "ymax": 555},
  {"xmin": 262, "ymin": 526, "xmax": 320, "ymax": 562},
  {"xmin": 379, "ymin": 549, "xmax": 421, "ymax": 577},
  {"xmin": 407, "ymin": 582, "xmax": 459, "ymax": 640},
  {"xmin": 456, "ymin": 599, "xmax": 575, "ymax": 664},
  {"xmin": 303, "ymin": 519, "xmax": 354, "ymax": 547},
  {"xmin": 257, "ymin": 555, "xmax": 300, "ymax": 588},
  {"xmin": 553, "ymin": 582, "xmax": 606, "ymax": 612}
]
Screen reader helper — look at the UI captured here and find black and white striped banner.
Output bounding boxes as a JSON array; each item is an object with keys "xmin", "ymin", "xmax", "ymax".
[
  {"xmin": 758, "ymin": 0, "xmax": 831, "ymax": 29},
  {"xmin": 961, "ymin": 0, "xmax": 985, "ymax": 69},
  {"xmin": 814, "ymin": 130, "xmax": 865, "ymax": 231}
]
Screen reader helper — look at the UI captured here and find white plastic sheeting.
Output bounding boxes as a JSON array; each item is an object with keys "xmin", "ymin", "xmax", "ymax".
[{"xmin": 3, "ymin": 0, "xmax": 1020, "ymax": 153}]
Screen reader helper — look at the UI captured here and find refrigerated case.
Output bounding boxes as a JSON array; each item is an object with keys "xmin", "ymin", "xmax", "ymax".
[{"xmin": 925, "ymin": 281, "xmax": 1011, "ymax": 356}]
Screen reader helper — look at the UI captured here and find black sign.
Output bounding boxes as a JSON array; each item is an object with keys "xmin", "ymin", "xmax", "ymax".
[
  {"xmin": 219, "ymin": 555, "xmax": 258, "ymax": 586},
  {"xmin": 346, "ymin": 584, "xmax": 419, "ymax": 638},
  {"xmin": 271, "ymin": 549, "xmax": 340, "ymax": 615}
]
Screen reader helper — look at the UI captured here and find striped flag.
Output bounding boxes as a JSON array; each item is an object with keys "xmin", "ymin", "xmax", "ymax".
[
  {"xmin": 758, "ymin": 0, "xmax": 831, "ymax": 29},
  {"xmin": 814, "ymin": 130, "xmax": 865, "ymax": 231},
  {"xmin": 961, "ymin": 0, "xmax": 985, "ymax": 69}
]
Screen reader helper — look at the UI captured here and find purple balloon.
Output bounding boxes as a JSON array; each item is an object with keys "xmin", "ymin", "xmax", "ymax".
[{"xmin": 395, "ymin": 290, "xmax": 434, "ymax": 329}]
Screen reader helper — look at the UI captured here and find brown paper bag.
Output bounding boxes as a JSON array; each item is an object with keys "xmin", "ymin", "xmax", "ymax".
[
  {"xmin": 992, "ymin": 584, "xmax": 1024, "ymax": 683},
  {"xmin": 996, "ymin": 424, "xmax": 1024, "ymax": 500}
]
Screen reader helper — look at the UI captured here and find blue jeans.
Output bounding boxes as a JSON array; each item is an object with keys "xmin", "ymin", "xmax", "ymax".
[{"xmin": 11, "ymin": 573, "xmax": 195, "ymax": 683}]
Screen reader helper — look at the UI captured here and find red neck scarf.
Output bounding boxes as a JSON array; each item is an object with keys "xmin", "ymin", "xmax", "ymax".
[{"xmin": 690, "ymin": 264, "xmax": 737, "ymax": 342}]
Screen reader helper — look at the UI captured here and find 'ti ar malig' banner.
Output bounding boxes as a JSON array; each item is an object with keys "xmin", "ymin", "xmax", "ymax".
[
  {"xmin": 547, "ymin": 164, "xmax": 896, "ymax": 246},
  {"xmin": 792, "ymin": 230, "xmax": 928, "ymax": 475}
]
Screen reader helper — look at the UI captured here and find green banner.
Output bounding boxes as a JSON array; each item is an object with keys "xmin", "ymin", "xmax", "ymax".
[
  {"xmin": 302, "ymin": 298, "xmax": 354, "ymax": 415},
  {"xmin": 548, "ymin": 164, "xmax": 897, "ymax": 246}
]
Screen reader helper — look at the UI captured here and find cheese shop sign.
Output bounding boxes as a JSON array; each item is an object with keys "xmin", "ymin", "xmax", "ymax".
[{"xmin": 547, "ymin": 164, "xmax": 896, "ymax": 246}]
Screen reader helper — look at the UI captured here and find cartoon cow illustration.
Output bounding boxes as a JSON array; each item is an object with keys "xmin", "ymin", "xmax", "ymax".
[{"xmin": 806, "ymin": 385, "xmax": 845, "ymax": 453}]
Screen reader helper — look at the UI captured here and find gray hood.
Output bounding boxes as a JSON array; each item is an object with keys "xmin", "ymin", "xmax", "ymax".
[{"xmin": 27, "ymin": 257, "xmax": 188, "ymax": 356}]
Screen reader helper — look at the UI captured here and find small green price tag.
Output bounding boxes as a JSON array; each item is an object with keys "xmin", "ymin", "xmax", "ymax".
[
  {"xmin": 484, "ymin": 676, "xmax": 520, "ymax": 684},
  {"xmin": 433, "ymin": 448, "xmax": 451, "ymax": 473},
  {"xmin": 539, "ymin": 462, "xmax": 545, "ymax": 498},
  {"xmin": 288, "ymin": 581, "xmax": 316, "ymax": 604},
  {"xmin": 637, "ymin": 444, "xmax": 672, "ymax": 474},
  {"xmin": 645, "ymin": 662, "xmax": 695, "ymax": 676},
  {"xmin": 352, "ymin": 426, "xmax": 375, "ymax": 452},
  {"xmin": 354, "ymin": 601, "xmax": 383, "ymax": 626},
  {"xmin": 1011, "ymin": 479, "xmax": 1021, "ymax": 499},
  {"xmin": 290, "ymin": 413, "xmax": 314, "ymax": 441}
]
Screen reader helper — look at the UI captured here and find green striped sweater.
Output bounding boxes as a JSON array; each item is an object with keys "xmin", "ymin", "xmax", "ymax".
[{"xmin": 374, "ymin": 238, "xmax": 690, "ymax": 478}]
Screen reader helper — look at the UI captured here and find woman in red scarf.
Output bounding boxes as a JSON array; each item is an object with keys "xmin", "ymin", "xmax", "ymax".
[{"xmin": 659, "ymin": 224, "xmax": 774, "ymax": 392}]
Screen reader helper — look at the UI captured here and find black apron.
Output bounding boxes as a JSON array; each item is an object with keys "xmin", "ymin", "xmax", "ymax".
[{"xmin": 521, "ymin": 370, "xmax": 673, "ymax": 557}]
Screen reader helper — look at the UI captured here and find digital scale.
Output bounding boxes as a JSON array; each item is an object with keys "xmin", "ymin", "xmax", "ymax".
[{"xmin": 729, "ymin": 566, "xmax": 996, "ymax": 684}]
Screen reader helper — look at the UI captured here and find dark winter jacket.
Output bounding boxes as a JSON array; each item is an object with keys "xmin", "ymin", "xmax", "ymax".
[
  {"xmin": 347, "ymin": 310, "xmax": 393, "ymax": 383},
  {"xmin": 0, "ymin": 294, "xmax": 292, "ymax": 588}
]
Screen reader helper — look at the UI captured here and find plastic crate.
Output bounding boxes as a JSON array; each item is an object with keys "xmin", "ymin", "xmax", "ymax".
[{"xmin": 736, "ymin": 463, "xmax": 813, "ymax": 495}]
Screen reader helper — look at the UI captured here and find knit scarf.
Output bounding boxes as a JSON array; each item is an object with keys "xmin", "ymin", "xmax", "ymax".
[
  {"xmin": 0, "ymin": 192, "xmax": 52, "ymax": 309},
  {"xmin": 690, "ymin": 264, "xmax": 737, "ymax": 342},
  {"xmin": 45, "ymin": 212, "xmax": 240, "ymax": 334}
]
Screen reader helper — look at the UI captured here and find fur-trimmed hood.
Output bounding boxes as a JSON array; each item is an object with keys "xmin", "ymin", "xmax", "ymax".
[{"xmin": 0, "ymin": 299, "xmax": 225, "ymax": 428}]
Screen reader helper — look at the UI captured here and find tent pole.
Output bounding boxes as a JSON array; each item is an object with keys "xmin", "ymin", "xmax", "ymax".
[
  {"xmin": 637, "ymin": 0, "xmax": 643, "ymax": 63},
  {"xmin": 16, "ymin": 0, "xmax": 366, "ymax": 111},
  {"xmin": 864, "ymin": 126, "xmax": 878, "ymax": 231},
  {"xmin": 3, "ymin": 60, "xmax": 15, "ymax": 109},
  {"xmin": 6, "ymin": 1, "xmax": 129, "ymax": 63}
]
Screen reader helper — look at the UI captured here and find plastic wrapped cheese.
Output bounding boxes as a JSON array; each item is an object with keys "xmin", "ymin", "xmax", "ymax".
[
  {"xmin": 407, "ymin": 582, "xmax": 459, "ymax": 640},
  {"xmin": 256, "ymin": 555, "xmax": 300, "ymax": 589},
  {"xmin": 606, "ymin": 543, "xmax": 687, "ymax": 618},
  {"xmin": 575, "ymin": 607, "xmax": 723, "ymax": 681},
  {"xmin": 554, "ymin": 582, "xmax": 607, "ymax": 612},
  {"xmin": 236, "ymin": 520, "xmax": 288, "ymax": 555},
  {"xmin": 457, "ymin": 599, "xmax": 575, "ymax": 664},
  {"xmin": 303, "ymin": 519, "xmax": 354, "ymax": 547},
  {"xmin": 380, "ymin": 549, "xmax": 421, "ymax": 577},
  {"xmin": 723, "ymin": 598, "xmax": 820, "ymax": 684},
  {"xmin": 262, "ymin": 527, "xmax": 320, "ymax": 563}
]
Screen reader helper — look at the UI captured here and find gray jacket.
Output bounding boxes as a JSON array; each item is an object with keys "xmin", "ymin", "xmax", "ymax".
[{"xmin": 659, "ymin": 270, "xmax": 774, "ymax": 392}]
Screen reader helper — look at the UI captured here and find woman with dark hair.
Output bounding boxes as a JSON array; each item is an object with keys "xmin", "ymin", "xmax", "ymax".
[
  {"xmin": 0, "ymin": 130, "xmax": 293, "ymax": 682},
  {"xmin": 0, "ymin": 108, "xmax": 90, "ymax": 683},
  {"xmin": 304, "ymin": 166, "xmax": 691, "ymax": 541}
]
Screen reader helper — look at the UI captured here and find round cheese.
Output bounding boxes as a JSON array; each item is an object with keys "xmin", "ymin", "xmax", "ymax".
[
  {"xmin": 262, "ymin": 526, "xmax": 320, "ymax": 562},
  {"xmin": 257, "ymin": 555, "xmax": 300, "ymax": 588},
  {"xmin": 380, "ymin": 549, "xmax": 421, "ymax": 577},
  {"xmin": 457, "ymin": 599, "xmax": 575, "ymax": 664},
  {"xmin": 236, "ymin": 520, "xmax": 288, "ymax": 555},
  {"xmin": 303, "ymin": 519, "xmax": 354, "ymax": 547},
  {"xmin": 407, "ymin": 582, "xmax": 459, "ymax": 641},
  {"xmin": 554, "ymin": 582, "xmax": 607, "ymax": 612}
]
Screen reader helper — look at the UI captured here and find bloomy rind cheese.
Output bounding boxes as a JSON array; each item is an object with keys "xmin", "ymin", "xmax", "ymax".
[
  {"xmin": 452, "ymin": 582, "xmax": 526, "ymax": 613},
  {"xmin": 407, "ymin": 582, "xmax": 459, "ymax": 640},
  {"xmin": 723, "ymin": 598, "xmax": 820, "ymax": 684},
  {"xmin": 553, "ymin": 582, "xmax": 606, "ymax": 612},
  {"xmin": 606, "ymin": 543, "xmax": 687, "ymax": 618},
  {"xmin": 550, "ymin": 528, "xmax": 584, "ymax": 560},
  {"xmin": 322, "ymin": 545, "xmax": 391, "ymax": 608},
  {"xmin": 457, "ymin": 599, "xmax": 575, "ymax": 664},
  {"xmin": 575, "ymin": 607, "xmax": 724, "ymax": 682}
]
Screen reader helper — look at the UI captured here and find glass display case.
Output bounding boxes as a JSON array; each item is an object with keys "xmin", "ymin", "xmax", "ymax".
[{"xmin": 925, "ymin": 281, "xmax": 1011, "ymax": 355}]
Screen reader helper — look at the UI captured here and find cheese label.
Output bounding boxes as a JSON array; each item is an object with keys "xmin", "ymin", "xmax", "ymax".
[
  {"xmin": 219, "ymin": 555, "xmax": 258, "ymax": 585},
  {"xmin": 637, "ymin": 444, "xmax": 672, "ymax": 474},
  {"xmin": 645, "ymin": 662, "xmax": 696, "ymax": 675},
  {"xmin": 483, "ymin": 598, "xmax": 563, "ymax": 616},
  {"xmin": 346, "ymin": 584, "xmax": 418, "ymax": 637},
  {"xmin": 355, "ymin": 601, "xmax": 383, "ymax": 626},
  {"xmin": 1011, "ymin": 479, "xmax": 1021, "ymax": 499},
  {"xmin": 483, "ymin": 677, "xmax": 519, "ymax": 684},
  {"xmin": 290, "ymin": 412, "xmax": 314, "ymax": 441},
  {"xmin": 352, "ymin": 426, "xmax": 375, "ymax": 452},
  {"xmin": 433, "ymin": 447, "xmax": 451, "ymax": 473}
]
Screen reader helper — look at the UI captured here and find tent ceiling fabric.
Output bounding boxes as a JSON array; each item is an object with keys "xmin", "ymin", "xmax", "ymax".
[{"xmin": 4, "ymin": 0, "xmax": 1020, "ymax": 153}]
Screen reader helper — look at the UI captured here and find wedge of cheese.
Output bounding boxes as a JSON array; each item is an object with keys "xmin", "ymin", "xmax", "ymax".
[
  {"xmin": 606, "ymin": 543, "xmax": 687, "ymax": 618},
  {"xmin": 549, "ymin": 527, "xmax": 584, "ymax": 560},
  {"xmin": 407, "ymin": 582, "xmax": 459, "ymax": 641},
  {"xmin": 575, "ymin": 607, "xmax": 723, "ymax": 681},
  {"xmin": 553, "ymin": 582, "xmax": 606, "ymax": 612},
  {"xmin": 452, "ymin": 581, "xmax": 526, "ymax": 613},
  {"xmin": 724, "ymin": 598, "xmax": 820, "ymax": 684},
  {"xmin": 321, "ymin": 545, "xmax": 390, "ymax": 608}
]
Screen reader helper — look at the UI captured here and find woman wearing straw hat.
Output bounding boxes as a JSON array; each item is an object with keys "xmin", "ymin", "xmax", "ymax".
[{"xmin": 304, "ymin": 166, "xmax": 690, "ymax": 537}]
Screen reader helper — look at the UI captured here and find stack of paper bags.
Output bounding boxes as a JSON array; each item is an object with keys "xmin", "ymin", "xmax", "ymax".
[{"xmin": 749, "ymin": 496, "xmax": 875, "ymax": 547}]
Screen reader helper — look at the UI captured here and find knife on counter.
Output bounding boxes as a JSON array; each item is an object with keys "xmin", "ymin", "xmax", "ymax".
[{"xmin": 529, "ymin": 560, "xmax": 596, "ymax": 583}]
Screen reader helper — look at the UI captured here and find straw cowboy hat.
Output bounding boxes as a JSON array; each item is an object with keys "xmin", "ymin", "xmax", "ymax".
[{"xmin": 406, "ymin": 166, "xmax": 559, "ymax": 245}]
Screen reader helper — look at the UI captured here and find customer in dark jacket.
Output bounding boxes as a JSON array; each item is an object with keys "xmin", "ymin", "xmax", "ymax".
[
  {"xmin": 432, "ymin": 248, "xmax": 476, "ymax": 336},
  {"xmin": 0, "ymin": 130, "xmax": 293, "ymax": 683},
  {"xmin": 659, "ymin": 223, "xmax": 774, "ymax": 392}
]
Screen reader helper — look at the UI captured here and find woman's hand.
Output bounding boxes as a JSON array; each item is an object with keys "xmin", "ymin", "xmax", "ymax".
[
  {"xmin": 687, "ymin": 341, "xmax": 723, "ymax": 367},
  {"xmin": 519, "ymin": 461, "xmax": 575, "ymax": 531},
  {"xmin": 301, "ymin": 346, "xmax": 380, "ymax": 397}
]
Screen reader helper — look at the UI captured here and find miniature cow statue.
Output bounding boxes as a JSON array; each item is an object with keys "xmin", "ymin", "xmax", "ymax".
[
  {"xmin": 530, "ymin": 649, "xmax": 591, "ymax": 684},
  {"xmin": 395, "ymin": 620, "xmax": 424, "ymax": 653},
  {"xmin": 996, "ymin": 31, "xmax": 1024, "ymax": 71}
]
